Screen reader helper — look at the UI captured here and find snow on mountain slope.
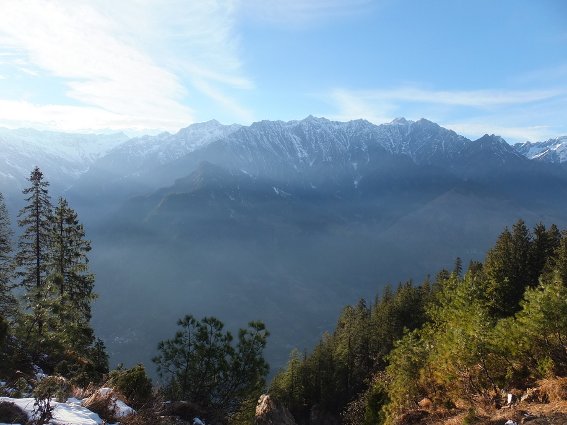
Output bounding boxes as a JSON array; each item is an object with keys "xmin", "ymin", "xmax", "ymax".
[
  {"xmin": 514, "ymin": 136, "xmax": 567, "ymax": 163},
  {"xmin": 4, "ymin": 116, "xmax": 563, "ymax": 206},
  {"xmin": 217, "ymin": 116, "xmax": 379, "ymax": 165},
  {"xmin": 0, "ymin": 128, "xmax": 128, "ymax": 168},
  {"xmin": 117, "ymin": 116, "xmax": 530, "ymax": 195},
  {"xmin": 88, "ymin": 119, "xmax": 242, "ymax": 177},
  {"xmin": 373, "ymin": 117, "xmax": 470, "ymax": 164},
  {"xmin": 0, "ymin": 128, "xmax": 129, "ymax": 195},
  {"xmin": 191, "ymin": 116, "xmax": 471, "ymax": 180}
]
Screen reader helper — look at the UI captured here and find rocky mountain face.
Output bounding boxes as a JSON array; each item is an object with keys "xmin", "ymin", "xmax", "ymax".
[
  {"xmin": 514, "ymin": 136, "xmax": 567, "ymax": 163},
  {"xmin": 126, "ymin": 116, "xmax": 471, "ymax": 191},
  {"xmin": 2, "ymin": 117, "xmax": 567, "ymax": 372}
]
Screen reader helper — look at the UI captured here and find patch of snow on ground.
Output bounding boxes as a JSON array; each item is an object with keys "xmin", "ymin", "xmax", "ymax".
[
  {"xmin": 0, "ymin": 396, "xmax": 106, "ymax": 425},
  {"xmin": 91, "ymin": 387, "xmax": 135, "ymax": 418}
]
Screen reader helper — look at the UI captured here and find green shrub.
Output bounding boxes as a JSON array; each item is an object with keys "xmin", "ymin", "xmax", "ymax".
[
  {"xmin": 12, "ymin": 376, "xmax": 32, "ymax": 398},
  {"xmin": 31, "ymin": 376, "xmax": 71, "ymax": 424},
  {"xmin": 107, "ymin": 364, "xmax": 153, "ymax": 409},
  {"xmin": 34, "ymin": 375, "xmax": 72, "ymax": 403}
]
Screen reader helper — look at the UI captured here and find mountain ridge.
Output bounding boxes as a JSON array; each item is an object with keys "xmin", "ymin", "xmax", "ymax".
[{"xmin": 2, "ymin": 117, "xmax": 566, "ymax": 200}]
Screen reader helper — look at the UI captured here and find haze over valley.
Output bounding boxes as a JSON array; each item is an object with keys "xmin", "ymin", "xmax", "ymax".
[{"xmin": 2, "ymin": 116, "xmax": 567, "ymax": 370}]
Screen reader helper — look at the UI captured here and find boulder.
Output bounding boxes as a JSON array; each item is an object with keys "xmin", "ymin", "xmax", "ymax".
[
  {"xmin": 82, "ymin": 387, "xmax": 135, "ymax": 422},
  {"xmin": 255, "ymin": 394, "xmax": 297, "ymax": 425},
  {"xmin": 417, "ymin": 397, "xmax": 432, "ymax": 409}
]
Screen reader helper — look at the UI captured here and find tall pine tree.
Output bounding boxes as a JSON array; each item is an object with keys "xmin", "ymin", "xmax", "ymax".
[
  {"xmin": 50, "ymin": 197, "xmax": 95, "ymax": 322},
  {"xmin": 16, "ymin": 167, "xmax": 52, "ymax": 291},
  {"xmin": 0, "ymin": 192, "xmax": 16, "ymax": 319},
  {"xmin": 15, "ymin": 167, "xmax": 52, "ymax": 339},
  {"xmin": 483, "ymin": 220, "xmax": 533, "ymax": 316}
]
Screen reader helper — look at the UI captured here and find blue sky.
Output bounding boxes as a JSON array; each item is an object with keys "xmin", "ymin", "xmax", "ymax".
[{"xmin": 0, "ymin": 0, "xmax": 565, "ymax": 142}]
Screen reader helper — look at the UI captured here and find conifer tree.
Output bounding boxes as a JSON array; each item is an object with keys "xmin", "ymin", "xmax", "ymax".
[
  {"xmin": 542, "ymin": 231, "xmax": 567, "ymax": 285},
  {"xmin": 0, "ymin": 192, "xmax": 16, "ymax": 318},
  {"xmin": 483, "ymin": 220, "xmax": 533, "ymax": 316},
  {"xmin": 16, "ymin": 167, "xmax": 52, "ymax": 291},
  {"xmin": 16, "ymin": 167, "xmax": 52, "ymax": 338},
  {"xmin": 50, "ymin": 197, "xmax": 95, "ymax": 323},
  {"xmin": 154, "ymin": 315, "xmax": 269, "ymax": 420},
  {"xmin": 270, "ymin": 348, "xmax": 306, "ymax": 411},
  {"xmin": 453, "ymin": 257, "xmax": 463, "ymax": 277},
  {"xmin": 530, "ymin": 223, "xmax": 560, "ymax": 285}
]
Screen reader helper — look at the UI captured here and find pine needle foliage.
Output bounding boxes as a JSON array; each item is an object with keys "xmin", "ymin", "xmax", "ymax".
[{"xmin": 153, "ymin": 315, "xmax": 269, "ymax": 421}]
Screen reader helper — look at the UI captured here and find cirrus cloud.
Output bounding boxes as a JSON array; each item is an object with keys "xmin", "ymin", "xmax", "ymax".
[{"xmin": 0, "ymin": 0, "xmax": 253, "ymax": 132}]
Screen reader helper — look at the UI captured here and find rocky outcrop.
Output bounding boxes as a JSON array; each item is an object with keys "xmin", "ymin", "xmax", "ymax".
[{"xmin": 255, "ymin": 394, "xmax": 297, "ymax": 425}]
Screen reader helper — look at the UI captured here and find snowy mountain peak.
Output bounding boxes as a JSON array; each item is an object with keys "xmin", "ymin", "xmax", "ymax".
[
  {"xmin": 479, "ymin": 134, "xmax": 506, "ymax": 143},
  {"xmin": 474, "ymin": 134, "xmax": 510, "ymax": 147},
  {"xmin": 514, "ymin": 136, "xmax": 567, "ymax": 163},
  {"xmin": 467, "ymin": 134, "xmax": 523, "ymax": 161}
]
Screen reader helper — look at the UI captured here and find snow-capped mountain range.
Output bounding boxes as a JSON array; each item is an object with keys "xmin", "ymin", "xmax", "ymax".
[
  {"xmin": 0, "ymin": 116, "xmax": 565, "ymax": 206},
  {"xmin": 88, "ymin": 119, "xmax": 241, "ymax": 177},
  {"xmin": 514, "ymin": 136, "xmax": 567, "ymax": 163},
  {"xmin": 0, "ymin": 117, "xmax": 565, "ymax": 186}
]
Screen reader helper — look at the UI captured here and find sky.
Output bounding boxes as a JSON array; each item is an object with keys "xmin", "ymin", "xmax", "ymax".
[{"xmin": 0, "ymin": 0, "xmax": 565, "ymax": 142}]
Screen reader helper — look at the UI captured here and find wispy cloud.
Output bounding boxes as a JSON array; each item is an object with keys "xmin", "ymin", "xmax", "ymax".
[
  {"xmin": 0, "ymin": 99, "xmax": 190, "ymax": 132},
  {"xmin": 329, "ymin": 89, "xmax": 396, "ymax": 124},
  {"xmin": 330, "ymin": 87, "xmax": 564, "ymax": 109},
  {"xmin": 0, "ymin": 0, "xmax": 253, "ymax": 131},
  {"xmin": 191, "ymin": 79, "xmax": 255, "ymax": 123}
]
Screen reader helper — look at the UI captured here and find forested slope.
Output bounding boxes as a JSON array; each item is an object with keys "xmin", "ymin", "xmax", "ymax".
[{"xmin": 270, "ymin": 220, "xmax": 567, "ymax": 425}]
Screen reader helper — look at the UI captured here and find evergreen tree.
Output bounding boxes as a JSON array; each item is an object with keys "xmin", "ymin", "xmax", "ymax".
[
  {"xmin": 425, "ymin": 272, "xmax": 499, "ymax": 400},
  {"xmin": 50, "ymin": 197, "xmax": 95, "ymax": 323},
  {"xmin": 530, "ymin": 223, "xmax": 560, "ymax": 285},
  {"xmin": 12, "ymin": 170, "xmax": 104, "ymax": 380},
  {"xmin": 453, "ymin": 257, "xmax": 463, "ymax": 277},
  {"xmin": 15, "ymin": 167, "xmax": 52, "ymax": 339},
  {"xmin": 153, "ymin": 315, "xmax": 269, "ymax": 420},
  {"xmin": 483, "ymin": 220, "xmax": 533, "ymax": 316},
  {"xmin": 0, "ymin": 192, "xmax": 16, "ymax": 318},
  {"xmin": 543, "ymin": 231, "xmax": 567, "ymax": 285},
  {"xmin": 493, "ymin": 272, "xmax": 567, "ymax": 384},
  {"xmin": 384, "ymin": 328, "xmax": 429, "ymax": 421}
]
